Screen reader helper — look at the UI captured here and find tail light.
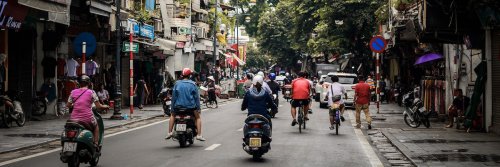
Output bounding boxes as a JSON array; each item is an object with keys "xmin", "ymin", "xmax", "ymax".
[
  {"xmin": 66, "ymin": 130, "xmax": 77, "ymax": 138},
  {"xmin": 175, "ymin": 115, "xmax": 191, "ymax": 119},
  {"xmin": 249, "ymin": 123, "xmax": 262, "ymax": 129}
]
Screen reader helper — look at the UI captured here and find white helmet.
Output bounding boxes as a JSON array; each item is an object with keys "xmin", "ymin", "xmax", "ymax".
[
  {"xmin": 252, "ymin": 75, "xmax": 264, "ymax": 85},
  {"xmin": 285, "ymin": 72, "xmax": 290, "ymax": 76},
  {"xmin": 257, "ymin": 71, "xmax": 264, "ymax": 77}
]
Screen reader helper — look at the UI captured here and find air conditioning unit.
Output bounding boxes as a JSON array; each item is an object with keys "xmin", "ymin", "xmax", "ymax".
[
  {"xmin": 196, "ymin": 28, "xmax": 205, "ymax": 39},
  {"xmin": 154, "ymin": 21, "xmax": 163, "ymax": 32},
  {"xmin": 197, "ymin": 13, "xmax": 206, "ymax": 22}
]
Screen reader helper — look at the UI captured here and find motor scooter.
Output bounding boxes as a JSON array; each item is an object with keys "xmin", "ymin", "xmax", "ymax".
[
  {"xmin": 170, "ymin": 108, "xmax": 197, "ymax": 147},
  {"xmin": 60, "ymin": 109, "xmax": 103, "ymax": 167},
  {"xmin": 402, "ymin": 87, "xmax": 430, "ymax": 128},
  {"xmin": 283, "ymin": 85, "xmax": 292, "ymax": 102},
  {"xmin": 242, "ymin": 114, "xmax": 272, "ymax": 160},
  {"xmin": 0, "ymin": 90, "xmax": 25, "ymax": 128},
  {"xmin": 268, "ymin": 94, "xmax": 279, "ymax": 118},
  {"xmin": 158, "ymin": 88, "xmax": 172, "ymax": 116}
]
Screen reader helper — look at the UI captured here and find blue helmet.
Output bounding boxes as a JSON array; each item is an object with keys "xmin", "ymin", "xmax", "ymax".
[{"xmin": 269, "ymin": 73, "xmax": 276, "ymax": 80}]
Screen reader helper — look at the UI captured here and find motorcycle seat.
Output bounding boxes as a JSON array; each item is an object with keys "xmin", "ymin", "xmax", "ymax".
[{"xmin": 245, "ymin": 114, "xmax": 270, "ymax": 124}]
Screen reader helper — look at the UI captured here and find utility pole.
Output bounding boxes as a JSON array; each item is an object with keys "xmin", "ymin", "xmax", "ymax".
[
  {"xmin": 213, "ymin": 0, "xmax": 218, "ymax": 83},
  {"xmin": 236, "ymin": 0, "xmax": 239, "ymax": 81},
  {"xmin": 111, "ymin": 0, "xmax": 123, "ymax": 120}
]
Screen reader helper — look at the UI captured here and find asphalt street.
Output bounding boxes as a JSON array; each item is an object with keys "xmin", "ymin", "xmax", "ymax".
[{"xmin": 2, "ymin": 97, "xmax": 379, "ymax": 167}]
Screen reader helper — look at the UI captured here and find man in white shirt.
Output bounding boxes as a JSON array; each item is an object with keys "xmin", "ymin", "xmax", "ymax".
[{"xmin": 326, "ymin": 76, "xmax": 346, "ymax": 128}]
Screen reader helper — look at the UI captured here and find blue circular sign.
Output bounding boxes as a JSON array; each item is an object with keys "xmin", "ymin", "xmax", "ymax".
[
  {"xmin": 369, "ymin": 36, "xmax": 387, "ymax": 53},
  {"xmin": 73, "ymin": 32, "xmax": 97, "ymax": 57}
]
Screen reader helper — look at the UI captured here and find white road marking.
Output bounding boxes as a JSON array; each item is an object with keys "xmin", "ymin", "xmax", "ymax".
[
  {"xmin": 204, "ymin": 144, "xmax": 221, "ymax": 151},
  {"xmin": 237, "ymin": 128, "xmax": 243, "ymax": 131},
  {"xmin": 348, "ymin": 111, "xmax": 384, "ymax": 167},
  {"xmin": 0, "ymin": 119, "xmax": 169, "ymax": 167}
]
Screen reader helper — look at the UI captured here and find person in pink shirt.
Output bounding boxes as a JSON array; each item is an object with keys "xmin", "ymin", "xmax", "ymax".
[{"xmin": 67, "ymin": 75, "xmax": 109, "ymax": 145}]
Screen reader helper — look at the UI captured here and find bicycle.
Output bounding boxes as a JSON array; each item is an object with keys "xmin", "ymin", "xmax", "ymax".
[
  {"xmin": 330, "ymin": 104, "xmax": 342, "ymax": 135},
  {"xmin": 294, "ymin": 100, "xmax": 307, "ymax": 133}
]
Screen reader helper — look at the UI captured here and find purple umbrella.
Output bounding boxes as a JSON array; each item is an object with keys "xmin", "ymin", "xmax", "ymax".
[{"xmin": 414, "ymin": 53, "xmax": 443, "ymax": 65}]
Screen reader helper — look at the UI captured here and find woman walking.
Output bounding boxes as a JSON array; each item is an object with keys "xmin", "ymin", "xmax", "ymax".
[{"xmin": 134, "ymin": 76, "xmax": 149, "ymax": 109}]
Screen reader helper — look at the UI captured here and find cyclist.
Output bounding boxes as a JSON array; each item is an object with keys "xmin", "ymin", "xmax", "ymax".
[
  {"xmin": 290, "ymin": 71, "xmax": 311, "ymax": 126},
  {"xmin": 326, "ymin": 76, "xmax": 347, "ymax": 130},
  {"xmin": 165, "ymin": 68, "xmax": 206, "ymax": 141}
]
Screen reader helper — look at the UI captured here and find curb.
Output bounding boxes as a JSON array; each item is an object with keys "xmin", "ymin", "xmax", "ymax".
[
  {"xmin": 0, "ymin": 114, "xmax": 165, "ymax": 155},
  {"xmin": 380, "ymin": 129, "xmax": 418, "ymax": 166}
]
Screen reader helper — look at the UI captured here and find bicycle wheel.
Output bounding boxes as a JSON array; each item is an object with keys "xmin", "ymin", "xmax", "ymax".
[{"xmin": 298, "ymin": 107, "xmax": 303, "ymax": 133}]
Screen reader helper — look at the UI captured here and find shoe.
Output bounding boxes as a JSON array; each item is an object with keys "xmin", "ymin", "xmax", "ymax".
[
  {"xmin": 308, "ymin": 109, "xmax": 313, "ymax": 114},
  {"xmin": 355, "ymin": 124, "xmax": 361, "ymax": 128},
  {"xmin": 340, "ymin": 116, "xmax": 345, "ymax": 122},
  {"xmin": 305, "ymin": 117, "xmax": 309, "ymax": 121},
  {"xmin": 329, "ymin": 126, "xmax": 335, "ymax": 130},
  {"xmin": 368, "ymin": 124, "xmax": 372, "ymax": 130},
  {"xmin": 196, "ymin": 135, "xmax": 206, "ymax": 141},
  {"xmin": 445, "ymin": 124, "xmax": 453, "ymax": 128},
  {"xmin": 164, "ymin": 132, "xmax": 173, "ymax": 140},
  {"xmin": 291, "ymin": 119, "xmax": 297, "ymax": 126}
]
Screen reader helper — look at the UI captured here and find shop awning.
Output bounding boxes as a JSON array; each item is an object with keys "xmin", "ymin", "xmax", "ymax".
[
  {"xmin": 133, "ymin": 39, "xmax": 156, "ymax": 46},
  {"xmin": 156, "ymin": 38, "xmax": 176, "ymax": 50},
  {"xmin": 232, "ymin": 53, "xmax": 245, "ymax": 65},
  {"xmin": 18, "ymin": 0, "xmax": 67, "ymax": 13},
  {"xmin": 90, "ymin": 0, "xmax": 112, "ymax": 17},
  {"xmin": 192, "ymin": 8, "xmax": 209, "ymax": 15},
  {"xmin": 414, "ymin": 53, "xmax": 443, "ymax": 65},
  {"xmin": 218, "ymin": 50, "xmax": 232, "ymax": 58}
]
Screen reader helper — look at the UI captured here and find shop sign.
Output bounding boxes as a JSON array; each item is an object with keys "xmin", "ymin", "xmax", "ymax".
[
  {"xmin": 122, "ymin": 42, "xmax": 139, "ymax": 53},
  {"xmin": 0, "ymin": 0, "xmax": 28, "ymax": 30},
  {"xmin": 129, "ymin": 19, "xmax": 155, "ymax": 40}
]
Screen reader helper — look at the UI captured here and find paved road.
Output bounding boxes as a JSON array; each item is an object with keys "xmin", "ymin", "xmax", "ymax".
[{"xmin": 2, "ymin": 97, "xmax": 379, "ymax": 167}]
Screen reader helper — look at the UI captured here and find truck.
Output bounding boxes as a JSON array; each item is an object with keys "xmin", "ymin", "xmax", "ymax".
[{"xmin": 315, "ymin": 64, "xmax": 339, "ymax": 77}]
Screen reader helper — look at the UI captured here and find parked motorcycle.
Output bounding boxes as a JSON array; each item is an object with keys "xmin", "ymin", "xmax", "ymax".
[
  {"xmin": 170, "ymin": 108, "xmax": 197, "ymax": 147},
  {"xmin": 242, "ymin": 114, "xmax": 272, "ymax": 160},
  {"xmin": 0, "ymin": 91, "xmax": 25, "ymax": 128},
  {"xmin": 60, "ymin": 109, "xmax": 103, "ymax": 167},
  {"xmin": 158, "ymin": 88, "xmax": 172, "ymax": 116},
  {"xmin": 402, "ymin": 87, "xmax": 430, "ymax": 128},
  {"xmin": 32, "ymin": 91, "xmax": 48, "ymax": 116},
  {"xmin": 269, "ymin": 94, "xmax": 278, "ymax": 118}
]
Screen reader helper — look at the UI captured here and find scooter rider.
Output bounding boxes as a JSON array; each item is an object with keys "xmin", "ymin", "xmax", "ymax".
[
  {"xmin": 165, "ymin": 68, "xmax": 206, "ymax": 141},
  {"xmin": 67, "ymin": 75, "xmax": 109, "ymax": 146},
  {"xmin": 241, "ymin": 75, "xmax": 277, "ymax": 127},
  {"xmin": 251, "ymin": 71, "xmax": 272, "ymax": 94},
  {"xmin": 267, "ymin": 73, "xmax": 281, "ymax": 98}
]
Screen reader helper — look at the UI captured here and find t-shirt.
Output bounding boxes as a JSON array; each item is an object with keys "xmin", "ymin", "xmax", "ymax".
[
  {"xmin": 65, "ymin": 59, "xmax": 79, "ymax": 77},
  {"xmin": 68, "ymin": 88, "xmax": 99, "ymax": 123},
  {"xmin": 355, "ymin": 81, "xmax": 371, "ymax": 105},
  {"xmin": 86, "ymin": 60, "xmax": 99, "ymax": 76},
  {"xmin": 327, "ymin": 82, "xmax": 346, "ymax": 106},
  {"xmin": 291, "ymin": 78, "xmax": 310, "ymax": 100},
  {"xmin": 41, "ymin": 57, "xmax": 57, "ymax": 78}
]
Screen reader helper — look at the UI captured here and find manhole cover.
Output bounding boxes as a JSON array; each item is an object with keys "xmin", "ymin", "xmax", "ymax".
[{"xmin": 5, "ymin": 134, "xmax": 60, "ymax": 138}]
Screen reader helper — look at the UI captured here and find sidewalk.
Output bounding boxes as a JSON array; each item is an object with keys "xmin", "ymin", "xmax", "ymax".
[
  {"xmin": 0, "ymin": 98, "xmax": 236, "ymax": 154},
  {"xmin": 368, "ymin": 103, "xmax": 500, "ymax": 167}
]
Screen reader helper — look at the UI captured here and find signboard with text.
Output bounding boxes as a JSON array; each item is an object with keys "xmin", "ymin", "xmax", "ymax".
[
  {"xmin": 122, "ymin": 42, "xmax": 139, "ymax": 53},
  {"xmin": 129, "ymin": 19, "xmax": 155, "ymax": 40},
  {"xmin": 0, "ymin": 0, "xmax": 28, "ymax": 30}
]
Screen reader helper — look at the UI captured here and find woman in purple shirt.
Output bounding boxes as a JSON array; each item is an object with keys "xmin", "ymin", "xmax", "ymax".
[{"xmin": 67, "ymin": 75, "xmax": 109, "ymax": 145}]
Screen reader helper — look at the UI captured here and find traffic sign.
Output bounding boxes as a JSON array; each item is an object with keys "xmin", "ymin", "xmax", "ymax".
[
  {"xmin": 122, "ymin": 42, "xmax": 139, "ymax": 53},
  {"xmin": 369, "ymin": 36, "xmax": 387, "ymax": 53},
  {"xmin": 73, "ymin": 32, "xmax": 96, "ymax": 57}
]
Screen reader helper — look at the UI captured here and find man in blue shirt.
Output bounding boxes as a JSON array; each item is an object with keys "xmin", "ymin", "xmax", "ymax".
[
  {"xmin": 241, "ymin": 75, "xmax": 277, "ymax": 127},
  {"xmin": 165, "ymin": 68, "xmax": 206, "ymax": 141}
]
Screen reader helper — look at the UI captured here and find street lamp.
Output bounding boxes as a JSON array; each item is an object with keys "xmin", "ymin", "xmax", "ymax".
[{"xmin": 111, "ymin": 0, "xmax": 123, "ymax": 120}]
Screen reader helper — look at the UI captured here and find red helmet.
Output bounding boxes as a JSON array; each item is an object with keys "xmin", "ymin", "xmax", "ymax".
[{"xmin": 182, "ymin": 68, "xmax": 192, "ymax": 77}]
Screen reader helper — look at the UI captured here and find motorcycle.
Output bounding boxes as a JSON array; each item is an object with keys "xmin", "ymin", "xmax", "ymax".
[
  {"xmin": 283, "ymin": 85, "xmax": 292, "ymax": 102},
  {"xmin": 402, "ymin": 87, "xmax": 430, "ymax": 128},
  {"xmin": 60, "ymin": 109, "xmax": 103, "ymax": 167},
  {"xmin": 32, "ymin": 91, "xmax": 48, "ymax": 116},
  {"xmin": 0, "ymin": 91, "xmax": 25, "ymax": 128},
  {"xmin": 269, "ymin": 94, "xmax": 278, "ymax": 118},
  {"xmin": 242, "ymin": 114, "xmax": 272, "ymax": 160},
  {"xmin": 158, "ymin": 88, "xmax": 172, "ymax": 116},
  {"xmin": 171, "ymin": 108, "xmax": 197, "ymax": 147}
]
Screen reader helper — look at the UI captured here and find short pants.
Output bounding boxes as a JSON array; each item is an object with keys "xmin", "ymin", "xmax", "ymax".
[{"xmin": 291, "ymin": 99, "xmax": 310, "ymax": 108}]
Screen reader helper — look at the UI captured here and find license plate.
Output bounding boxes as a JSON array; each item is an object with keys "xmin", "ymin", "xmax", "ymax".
[
  {"xmin": 249, "ymin": 138, "xmax": 261, "ymax": 148},
  {"xmin": 63, "ymin": 142, "xmax": 77, "ymax": 152},
  {"xmin": 176, "ymin": 124, "xmax": 187, "ymax": 131},
  {"xmin": 165, "ymin": 101, "xmax": 171, "ymax": 105}
]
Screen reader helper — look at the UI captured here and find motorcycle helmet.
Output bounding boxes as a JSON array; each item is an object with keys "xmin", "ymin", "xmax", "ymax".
[
  {"xmin": 257, "ymin": 71, "xmax": 265, "ymax": 77},
  {"xmin": 79, "ymin": 75, "xmax": 91, "ymax": 84},
  {"xmin": 269, "ymin": 73, "xmax": 276, "ymax": 81},
  {"xmin": 182, "ymin": 68, "xmax": 192, "ymax": 77},
  {"xmin": 252, "ymin": 75, "xmax": 264, "ymax": 85},
  {"xmin": 285, "ymin": 72, "xmax": 290, "ymax": 77}
]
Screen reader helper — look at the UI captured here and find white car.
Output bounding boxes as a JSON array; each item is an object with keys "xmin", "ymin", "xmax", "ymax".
[{"xmin": 318, "ymin": 72, "xmax": 358, "ymax": 108}]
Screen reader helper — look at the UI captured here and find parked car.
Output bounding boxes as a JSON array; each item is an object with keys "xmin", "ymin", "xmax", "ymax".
[{"xmin": 318, "ymin": 72, "xmax": 358, "ymax": 108}]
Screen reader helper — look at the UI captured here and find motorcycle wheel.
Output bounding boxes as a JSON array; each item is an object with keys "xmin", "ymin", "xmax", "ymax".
[
  {"xmin": 67, "ymin": 154, "xmax": 80, "ymax": 167},
  {"xmin": 32, "ymin": 99, "xmax": 47, "ymax": 116},
  {"xmin": 15, "ymin": 112, "xmax": 25, "ymax": 127},
  {"xmin": 252, "ymin": 154, "xmax": 262, "ymax": 160},
  {"xmin": 178, "ymin": 135, "xmax": 187, "ymax": 148},
  {"xmin": 404, "ymin": 113, "xmax": 421, "ymax": 128},
  {"xmin": 89, "ymin": 154, "xmax": 100, "ymax": 167}
]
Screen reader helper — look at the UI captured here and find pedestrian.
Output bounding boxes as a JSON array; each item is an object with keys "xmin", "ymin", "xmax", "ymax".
[
  {"xmin": 205, "ymin": 76, "xmax": 218, "ymax": 108},
  {"xmin": 96, "ymin": 84, "xmax": 110, "ymax": 105},
  {"xmin": 134, "ymin": 76, "xmax": 149, "ymax": 109},
  {"xmin": 446, "ymin": 89, "xmax": 470, "ymax": 128},
  {"xmin": 354, "ymin": 75, "xmax": 372, "ymax": 129}
]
